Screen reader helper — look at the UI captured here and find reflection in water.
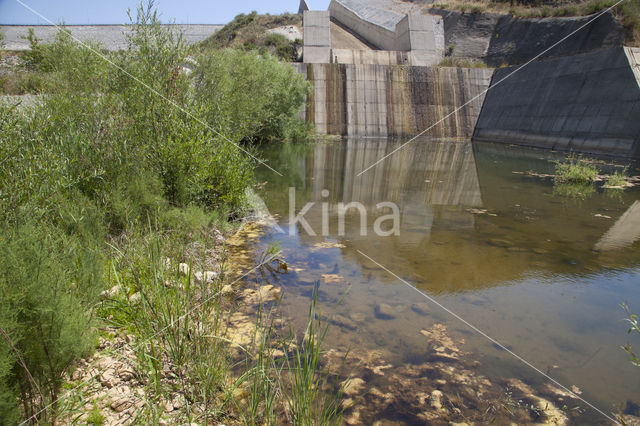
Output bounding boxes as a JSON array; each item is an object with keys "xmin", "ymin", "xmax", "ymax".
[
  {"xmin": 595, "ymin": 201, "xmax": 640, "ymax": 251},
  {"xmin": 253, "ymin": 138, "xmax": 640, "ymax": 423}
]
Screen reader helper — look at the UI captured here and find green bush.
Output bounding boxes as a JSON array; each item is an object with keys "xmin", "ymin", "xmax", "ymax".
[
  {"xmin": 0, "ymin": 0, "xmax": 314, "ymax": 420},
  {"xmin": 193, "ymin": 48, "xmax": 311, "ymax": 143},
  {"xmin": 0, "ymin": 220, "xmax": 103, "ymax": 422},
  {"xmin": 200, "ymin": 11, "xmax": 300, "ymax": 52}
]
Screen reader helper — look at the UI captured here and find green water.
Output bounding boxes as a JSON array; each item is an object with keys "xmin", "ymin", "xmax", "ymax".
[{"xmin": 251, "ymin": 138, "xmax": 640, "ymax": 424}]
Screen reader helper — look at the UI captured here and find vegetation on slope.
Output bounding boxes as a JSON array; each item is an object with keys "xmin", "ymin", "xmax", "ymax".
[
  {"xmin": 200, "ymin": 11, "xmax": 303, "ymax": 62},
  {"xmin": 422, "ymin": 0, "xmax": 640, "ymax": 43},
  {"xmin": 0, "ymin": 2, "xmax": 318, "ymax": 423}
]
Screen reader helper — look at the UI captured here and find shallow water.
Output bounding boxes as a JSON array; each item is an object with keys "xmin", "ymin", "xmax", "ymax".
[{"xmin": 249, "ymin": 139, "xmax": 640, "ymax": 424}]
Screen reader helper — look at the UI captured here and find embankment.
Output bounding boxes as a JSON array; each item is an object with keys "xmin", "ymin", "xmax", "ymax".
[
  {"xmin": 473, "ymin": 47, "xmax": 640, "ymax": 158},
  {"xmin": 295, "ymin": 63, "xmax": 492, "ymax": 137},
  {"xmin": 428, "ymin": 9, "xmax": 627, "ymax": 66}
]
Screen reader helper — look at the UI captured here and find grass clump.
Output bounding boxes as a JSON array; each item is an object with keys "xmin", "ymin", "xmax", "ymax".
[
  {"xmin": 439, "ymin": 57, "xmax": 489, "ymax": 68},
  {"xmin": 605, "ymin": 168, "xmax": 628, "ymax": 187},
  {"xmin": 554, "ymin": 155, "xmax": 599, "ymax": 184},
  {"xmin": 622, "ymin": 303, "xmax": 640, "ymax": 367}
]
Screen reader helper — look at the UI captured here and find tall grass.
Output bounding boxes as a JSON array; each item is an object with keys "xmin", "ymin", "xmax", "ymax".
[{"xmin": 279, "ymin": 284, "xmax": 345, "ymax": 425}]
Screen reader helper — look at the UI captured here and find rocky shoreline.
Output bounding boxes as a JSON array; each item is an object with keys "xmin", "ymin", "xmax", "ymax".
[{"xmin": 61, "ymin": 220, "xmax": 640, "ymax": 425}]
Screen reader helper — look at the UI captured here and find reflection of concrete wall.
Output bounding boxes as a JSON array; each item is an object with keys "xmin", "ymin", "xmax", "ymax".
[
  {"xmin": 310, "ymin": 139, "xmax": 482, "ymax": 208},
  {"xmin": 474, "ymin": 47, "xmax": 640, "ymax": 159},
  {"xmin": 289, "ymin": 140, "xmax": 481, "ymax": 249},
  {"xmin": 595, "ymin": 201, "xmax": 640, "ymax": 251},
  {"xmin": 294, "ymin": 63, "xmax": 492, "ymax": 137}
]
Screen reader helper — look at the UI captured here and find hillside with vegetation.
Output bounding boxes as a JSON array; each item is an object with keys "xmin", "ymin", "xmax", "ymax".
[
  {"xmin": 406, "ymin": 0, "xmax": 640, "ymax": 43},
  {"xmin": 199, "ymin": 12, "xmax": 303, "ymax": 62}
]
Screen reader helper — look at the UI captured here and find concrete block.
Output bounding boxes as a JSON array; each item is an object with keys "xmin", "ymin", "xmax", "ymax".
[
  {"xmin": 304, "ymin": 46, "xmax": 331, "ymax": 63},
  {"xmin": 406, "ymin": 14, "xmax": 434, "ymax": 32},
  {"xmin": 304, "ymin": 27, "xmax": 331, "ymax": 47},
  {"xmin": 304, "ymin": 11, "xmax": 330, "ymax": 28}
]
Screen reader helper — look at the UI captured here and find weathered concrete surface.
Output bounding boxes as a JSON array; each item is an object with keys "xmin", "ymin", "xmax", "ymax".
[
  {"xmin": 294, "ymin": 63, "xmax": 492, "ymax": 137},
  {"xmin": 328, "ymin": 0, "xmax": 444, "ymax": 65},
  {"xmin": 332, "ymin": 48, "xmax": 410, "ymax": 65},
  {"xmin": 303, "ymin": 11, "xmax": 332, "ymax": 63},
  {"xmin": 0, "ymin": 25, "xmax": 222, "ymax": 51},
  {"xmin": 473, "ymin": 47, "xmax": 640, "ymax": 158},
  {"xmin": 429, "ymin": 9, "xmax": 627, "ymax": 66},
  {"xmin": 299, "ymin": 0, "xmax": 311, "ymax": 15},
  {"xmin": 330, "ymin": 21, "xmax": 374, "ymax": 50}
]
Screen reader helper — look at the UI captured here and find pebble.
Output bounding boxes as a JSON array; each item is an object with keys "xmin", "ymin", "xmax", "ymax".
[{"xmin": 429, "ymin": 389, "xmax": 443, "ymax": 410}]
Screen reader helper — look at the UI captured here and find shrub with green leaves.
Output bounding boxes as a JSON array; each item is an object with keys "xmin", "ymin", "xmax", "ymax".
[
  {"xmin": 0, "ymin": 219, "xmax": 103, "ymax": 422},
  {"xmin": 0, "ymin": 1, "xmax": 311, "ymax": 421},
  {"xmin": 194, "ymin": 48, "xmax": 310, "ymax": 143}
]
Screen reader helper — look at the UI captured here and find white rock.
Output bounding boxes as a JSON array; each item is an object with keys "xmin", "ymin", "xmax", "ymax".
[
  {"xmin": 194, "ymin": 270, "xmax": 218, "ymax": 283},
  {"xmin": 100, "ymin": 285, "xmax": 121, "ymax": 299},
  {"xmin": 179, "ymin": 263, "xmax": 190, "ymax": 276},
  {"xmin": 430, "ymin": 390, "xmax": 443, "ymax": 410}
]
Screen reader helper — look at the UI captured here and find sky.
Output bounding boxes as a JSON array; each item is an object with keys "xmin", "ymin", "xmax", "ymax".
[{"xmin": 0, "ymin": 0, "xmax": 330, "ymax": 25}]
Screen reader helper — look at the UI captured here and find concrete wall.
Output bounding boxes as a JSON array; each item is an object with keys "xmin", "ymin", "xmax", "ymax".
[
  {"xmin": 332, "ymin": 49, "xmax": 410, "ymax": 65},
  {"xmin": 0, "ymin": 25, "xmax": 223, "ymax": 51},
  {"xmin": 294, "ymin": 63, "xmax": 492, "ymax": 137},
  {"xmin": 473, "ymin": 47, "xmax": 640, "ymax": 158},
  {"xmin": 429, "ymin": 8, "xmax": 627, "ymax": 66},
  {"xmin": 298, "ymin": 0, "xmax": 310, "ymax": 14},
  {"xmin": 328, "ymin": 0, "xmax": 444, "ymax": 66},
  {"xmin": 329, "ymin": 0, "xmax": 403, "ymax": 50},
  {"xmin": 303, "ymin": 11, "xmax": 332, "ymax": 64}
]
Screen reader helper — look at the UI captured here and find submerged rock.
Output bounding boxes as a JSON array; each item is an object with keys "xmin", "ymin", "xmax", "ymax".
[
  {"xmin": 429, "ymin": 389, "xmax": 444, "ymax": 411},
  {"xmin": 411, "ymin": 302, "xmax": 430, "ymax": 316},
  {"xmin": 332, "ymin": 314, "xmax": 357, "ymax": 330},
  {"xmin": 343, "ymin": 377, "xmax": 366, "ymax": 396},
  {"xmin": 350, "ymin": 312, "xmax": 366, "ymax": 323},
  {"xmin": 375, "ymin": 303, "xmax": 397, "ymax": 320}
]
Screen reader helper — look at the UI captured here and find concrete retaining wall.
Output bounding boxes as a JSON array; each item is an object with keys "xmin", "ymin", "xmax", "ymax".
[
  {"xmin": 332, "ymin": 49, "xmax": 409, "ymax": 65},
  {"xmin": 294, "ymin": 63, "xmax": 492, "ymax": 137},
  {"xmin": 473, "ymin": 47, "xmax": 640, "ymax": 158},
  {"xmin": 429, "ymin": 9, "xmax": 627, "ymax": 66},
  {"xmin": 328, "ymin": 0, "xmax": 444, "ymax": 66}
]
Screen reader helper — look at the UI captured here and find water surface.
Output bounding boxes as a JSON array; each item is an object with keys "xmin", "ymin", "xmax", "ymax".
[{"xmin": 249, "ymin": 139, "xmax": 640, "ymax": 423}]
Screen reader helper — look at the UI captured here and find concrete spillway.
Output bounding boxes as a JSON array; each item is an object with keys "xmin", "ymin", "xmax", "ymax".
[
  {"xmin": 295, "ymin": 63, "xmax": 492, "ymax": 137},
  {"xmin": 473, "ymin": 47, "xmax": 640, "ymax": 158}
]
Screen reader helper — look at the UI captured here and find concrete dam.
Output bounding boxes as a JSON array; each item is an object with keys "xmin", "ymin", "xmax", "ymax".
[{"xmin": 297, "ymin": 0, "xmax": 640, "ymax": 159}]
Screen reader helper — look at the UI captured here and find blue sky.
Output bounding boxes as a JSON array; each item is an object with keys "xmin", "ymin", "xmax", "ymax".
[{"xmin": 0, "ymin": 0, "xmax": 330, "ymax": 25}]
